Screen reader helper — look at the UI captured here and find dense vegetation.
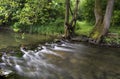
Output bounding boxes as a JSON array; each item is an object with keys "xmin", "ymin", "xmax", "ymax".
[
  {"xmin": 0, "ymin": 0, "xmax": 120, "ymax": 44},
  {"xmin": 80, "ymin": 0, "xmax": 120, "ymax": 26},
  {"xmin": 0, "ymin": 0, "xmax": 65, "ymax": 34}
]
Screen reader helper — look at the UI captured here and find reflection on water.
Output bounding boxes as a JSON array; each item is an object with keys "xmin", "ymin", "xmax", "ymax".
[
  {"xmin": 0, "ymin": 40, "xmax": 120, "ymax": 79},
  {"xmin": 0, "ymin": 31, "xmax": 52, "ymax": 49}
]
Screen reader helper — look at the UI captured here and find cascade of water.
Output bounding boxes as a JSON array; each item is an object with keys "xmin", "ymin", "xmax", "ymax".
[
  {"xmin": 0, "ymin": 43, "xmax": 66, "ymax": 79},
  {"xmin": 0, "ymin": 41, "xmax": 119, "ymax": 79}
]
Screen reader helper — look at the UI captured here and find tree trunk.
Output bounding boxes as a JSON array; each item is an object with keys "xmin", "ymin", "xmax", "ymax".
[
  {"xmin": 89, "ymin": 0, "xmax": 114, "ymax": 44},
  {"xmin": 64, "ymin": 0, "xmax": 70, "ymax": 39},
  {"xmin": 102, "ymin": 0, "xmax": 115, "ymax": 36},
  {"xmin": 89, "ymin": 0, "xmax": 103, "ymax": 43},
  {"xmin": 70, "ymin": 0, "xmax": 80, "ymax": 36},
  {"xmin": 94, "ymin": 0, "xmax": 103, "ymax": 27},
  {"xmin": 64, "ymin": 0, "xmax": 80, "ymax": 39}
]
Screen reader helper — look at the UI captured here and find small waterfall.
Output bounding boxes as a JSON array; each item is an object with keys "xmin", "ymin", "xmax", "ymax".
[
  {"xmin": 0, "ymin": 43, "xmax": 66, "ymax": 79},
  {"xmin": 0, "ymin": 41, "xmax": 76, "ymax": 79}
]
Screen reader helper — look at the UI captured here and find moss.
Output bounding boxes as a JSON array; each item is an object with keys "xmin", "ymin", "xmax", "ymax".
[{"xmin": 91, "ymin": 31, "xmax": 100, "ymax": 39}]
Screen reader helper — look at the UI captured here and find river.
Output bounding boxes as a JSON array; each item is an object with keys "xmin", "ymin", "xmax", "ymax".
[
  {"xmin": 0, "ymin": 31, "xmax": 120, "ymax": 79},
  {"xmin": 0, "ymin": 30, "xmax": 53, "ymax": 49}
]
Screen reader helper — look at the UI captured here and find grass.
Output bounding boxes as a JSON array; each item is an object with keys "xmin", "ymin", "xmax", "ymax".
[
  {"xmin": 12, "ymin": 20, "xmax": 120, "ymax": 39},
  {"xmin": 38, "ymin": 25, "xmax": 64, "ymax": 35},
  {"xmin": 75, "ymin": 21, "xmax": 120, "ymax": 44},
  {"xmin": 11, "ymin": 18, "xmax": 65, "ymax": 36},
  {"xmin": 109, "ymin": 26, "xmax": 120, "ymax": 34},
  {"xmin": 75, "ymin": 21, "xmax": 93, "ymax": 36},
  {"xmin": 75, "ymin": 21, "xmax": 120, "ymax": 36},
  {"xmin": 29, "ymin": 23, "xmax": 64, "ymax": 36},
  {"xmin": 105, "ymin": 26, "xmax": 120, "ymax": 44},
  {"xmin": 18, "ymin": 21, "xmax": 94, "ymax": 37}
]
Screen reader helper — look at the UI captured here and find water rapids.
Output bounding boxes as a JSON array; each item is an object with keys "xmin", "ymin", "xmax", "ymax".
[{"xmin": 0, "ymin": 41, "xmax": 74, "ymax": 79}]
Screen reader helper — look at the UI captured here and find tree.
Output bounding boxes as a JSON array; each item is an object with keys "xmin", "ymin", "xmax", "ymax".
[
  {"xmin": 0, "ymin": 0, "xmax": 65, "ymax": 33},
  {"xmin": 64, "ymin": 0, "xmax": 70, "ymax": 39},
  {"xmin": 80, "ymin": 0, "xmax": 95, "ymax": 22},
  {"xmin": 64, "ymin": 0, "xmax": 80, "ymax": 39},
  {"xmin": 112, "ymin": 0, "xmax": 120, "ymax": 25},
  {"xmin": 89, "ymin": 0, "xmax": 115, "ymax": 44}
]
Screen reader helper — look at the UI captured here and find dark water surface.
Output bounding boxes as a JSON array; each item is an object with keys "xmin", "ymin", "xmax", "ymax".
[{"xmin": 0, "ymin": 31, "xmax": 120, "ymax": 79}]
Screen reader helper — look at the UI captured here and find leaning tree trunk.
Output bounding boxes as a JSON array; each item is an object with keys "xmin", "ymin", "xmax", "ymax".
[
  {"xmin": 102, "ymin": 0, "xmax": 115, "ymax": 36},
  {"xmin": 89, "ymin": 0, "xmax": 114, "ymax": 44}
]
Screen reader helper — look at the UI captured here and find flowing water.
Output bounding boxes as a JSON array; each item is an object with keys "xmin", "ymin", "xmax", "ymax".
[{"xmin": 0, "ymin": 31, "xmax": 120, "ymax": 79}]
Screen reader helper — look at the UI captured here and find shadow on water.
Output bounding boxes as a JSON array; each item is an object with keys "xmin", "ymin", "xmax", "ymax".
[{"xmin": 0, "ymin": 31, "xmax": 120, "ymax": 79}]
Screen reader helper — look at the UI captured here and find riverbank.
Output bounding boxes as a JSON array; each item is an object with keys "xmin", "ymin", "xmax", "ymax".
[
  {"xmin": 70, "ymin": 35, "xmax": 120, "ymax": 48},
  {"xmin": 0, "ymin": 36, "xmax": 120, "ymax": 79}
]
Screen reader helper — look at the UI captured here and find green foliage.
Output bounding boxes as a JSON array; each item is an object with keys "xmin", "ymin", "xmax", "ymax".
[
  {"xmin": 28, "ymin": 18, "xmax": 64, "ymax": 35},
  {"xmin": 112, "ymin": 11, "xmax": 120, "ymax": 25},
  {"xmin": 111, "ymin": 0, "xmax": 120, "ymax": 26},
  {"xmin": 102, "ymin": 25, "xmax": 120, "ymax": 44},
  {"xmin": 103, "ymin": 37, "xmax": 120, "ymax": 44},
  {"xmin": 80, "ymin": 0, "xmax": 95, "ymax": 23},
  {"xmin": 80, "ymin": 0, "xmax": 120, "ymax": 25},
  {"xmin": 80, "ymin": 0, "xmax": 120, "ymax": 26},
  {"xmin": 109, "ymin": 26, "xmax": 120, "ymax": 35},
  {"xmin": 80, "ymin": 0, "xmax": 107, "ymax": 23},
  {"xmin": 0, "ymin": 0, "xmax": 26, "ymax": 25},
  {"xmin": 75, "ymin": 21, "xmax": 93, "ymax": 36},
  {"xmin": 0, "ymin": 0, "xmax": 65, "ymax": 34}
]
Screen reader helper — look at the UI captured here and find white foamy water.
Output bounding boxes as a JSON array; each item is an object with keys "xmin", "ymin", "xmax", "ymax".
[
  {"xmin": 0, "ymin": 41, "xmax": 79, "ymax": 79},
  {"xmin": 1, "ymin": 41, "xmax": 120, "ymax": 79},
  {"xmin": 0, "ymin": 44, "xmax": 65, "ymax": 79}
]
